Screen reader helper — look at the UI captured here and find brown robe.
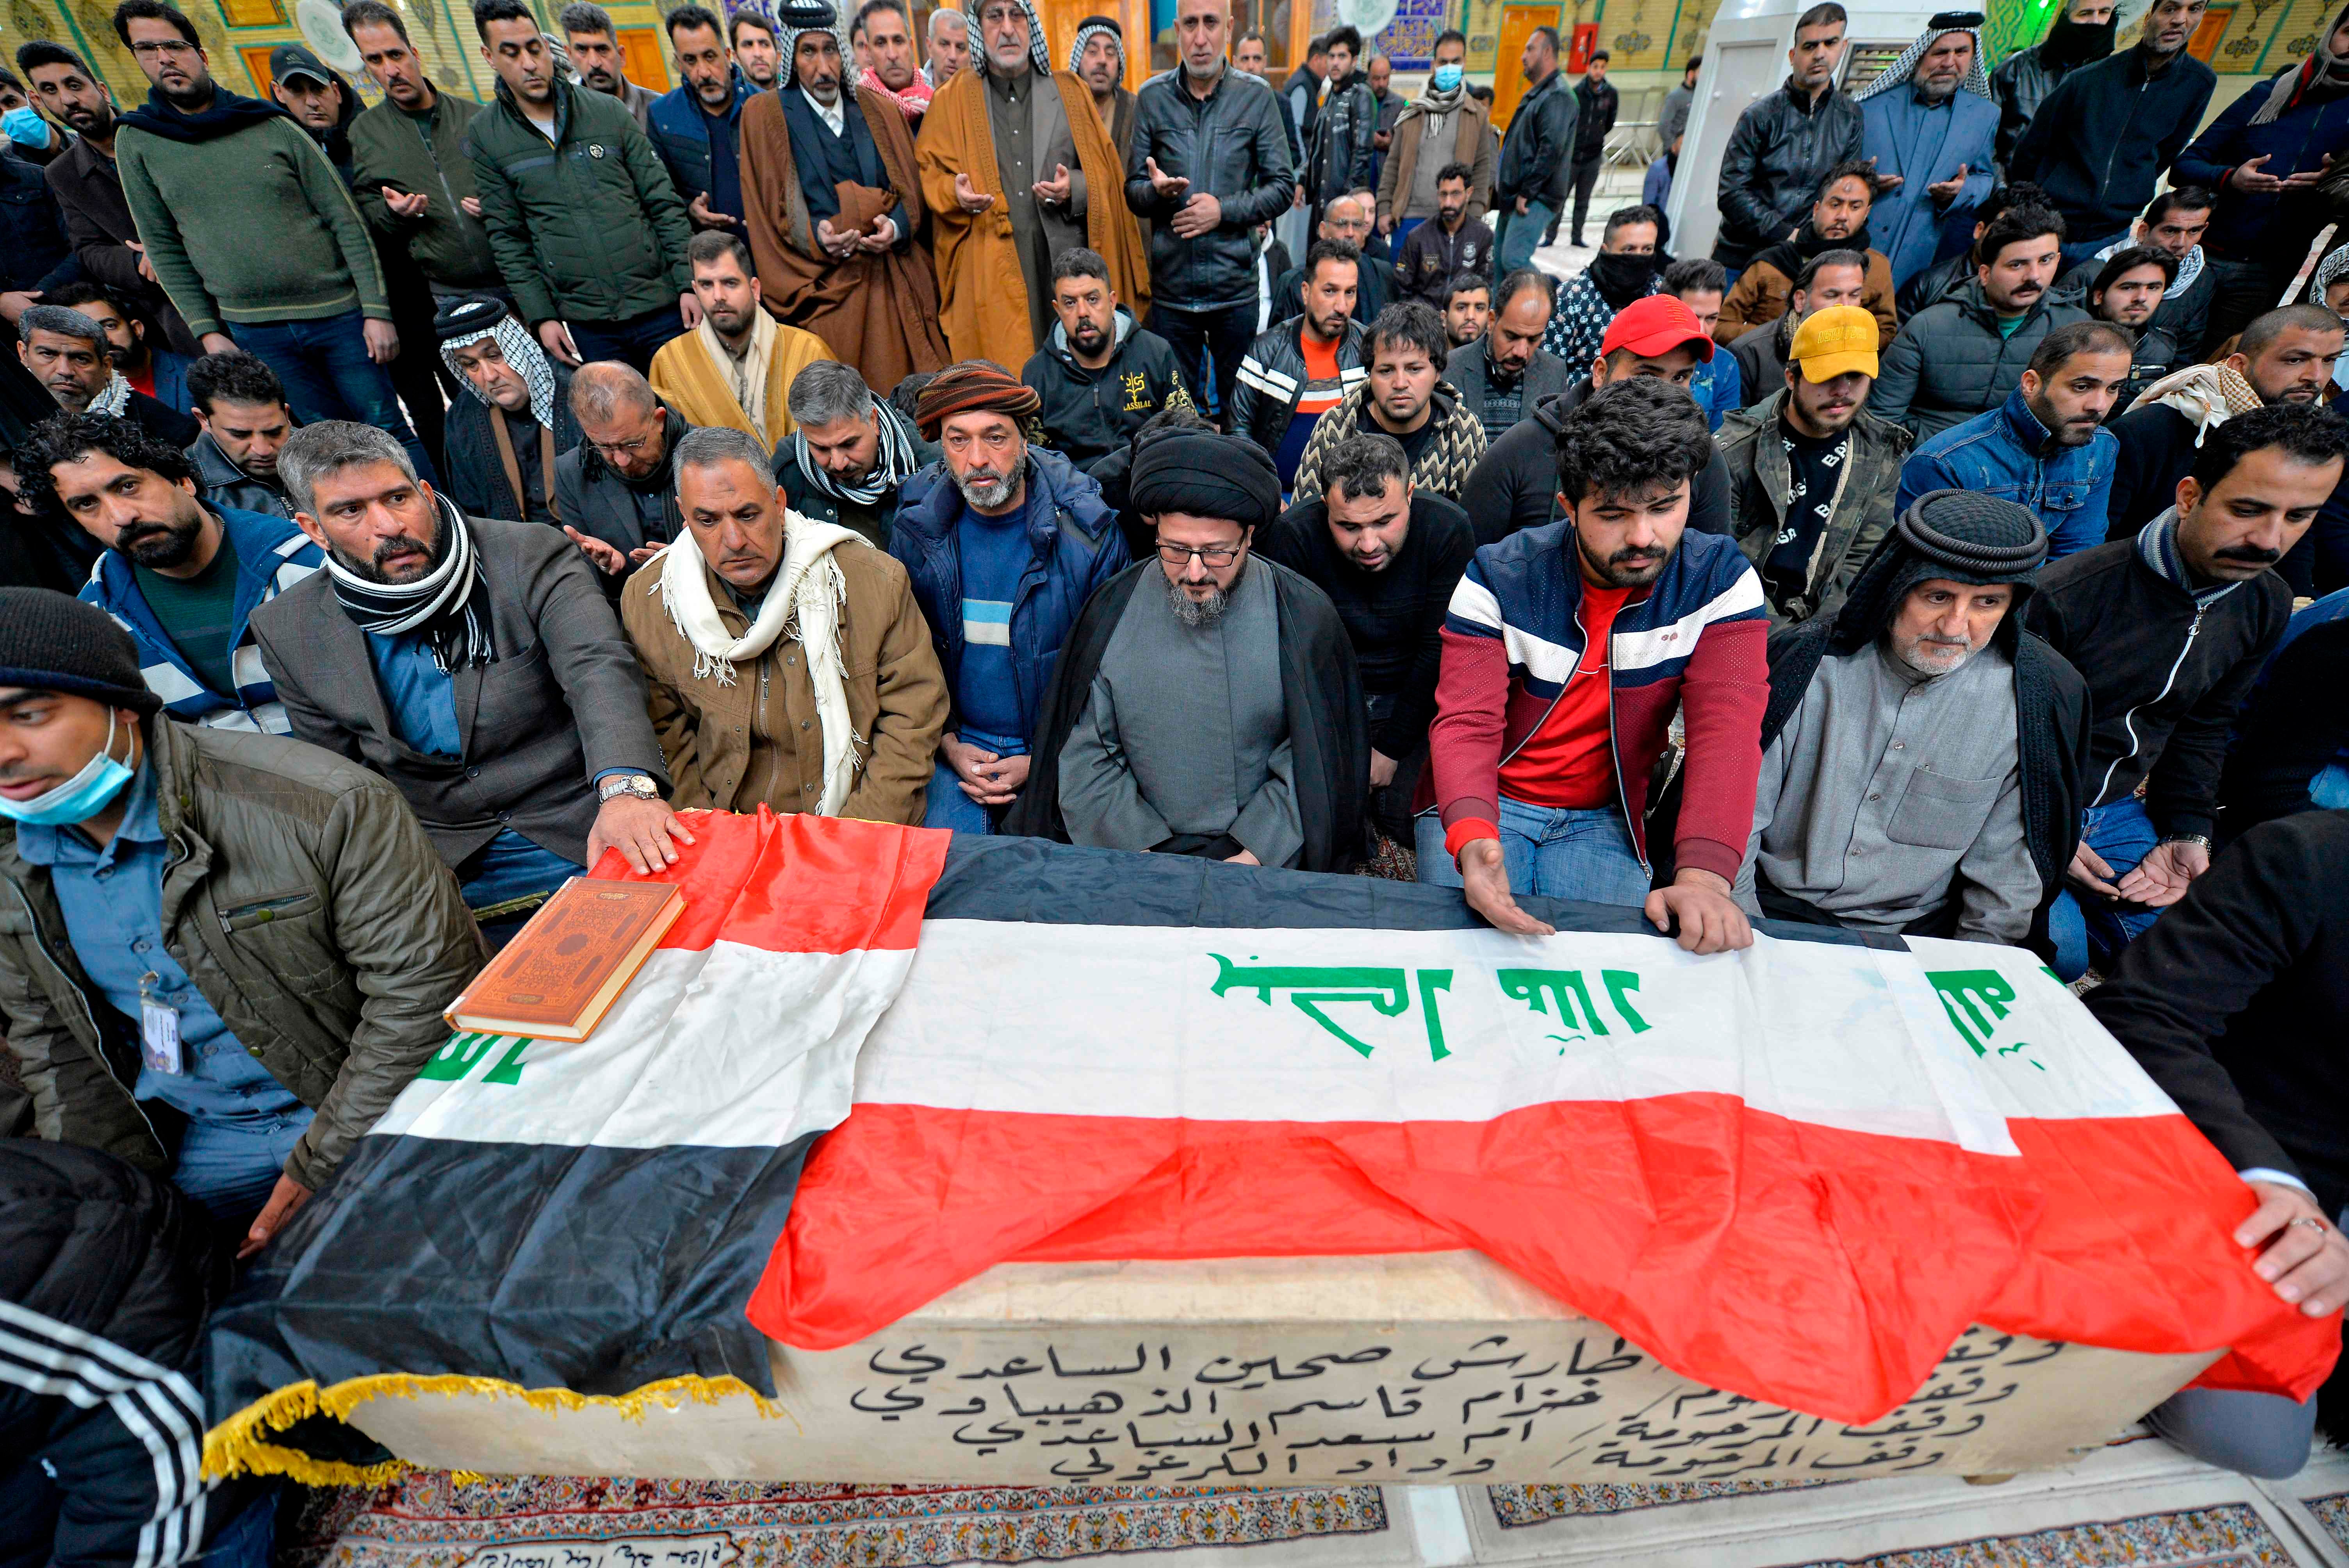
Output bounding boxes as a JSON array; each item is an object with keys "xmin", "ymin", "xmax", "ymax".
[
  {"xmin": 740, "ymin": 84, "xmax": 949, "ymax": 394},
  {"xmin": 916, "ymin": 67, "xmax": 1151, "ymax": 372}
]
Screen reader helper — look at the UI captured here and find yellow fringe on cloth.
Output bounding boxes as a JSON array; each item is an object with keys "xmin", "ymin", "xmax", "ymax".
[{"xmin": 202, "ymin": 1373, "xmax": 794, "ymax": 1485}]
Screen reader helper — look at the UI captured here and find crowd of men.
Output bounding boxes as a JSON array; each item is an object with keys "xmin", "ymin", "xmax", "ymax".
[{"xmin": 7, "ymin": 0, "xmax": 2349, "ymax": 1548}]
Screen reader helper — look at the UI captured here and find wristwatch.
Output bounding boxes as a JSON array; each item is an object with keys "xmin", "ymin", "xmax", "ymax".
[
  {"xmin": 2162, "ymin": 833, "xmax": 2216, "ymax": 852},
  {"xmin": 598, "ymin": 773, "xmax": 661, "ymax": 804}
]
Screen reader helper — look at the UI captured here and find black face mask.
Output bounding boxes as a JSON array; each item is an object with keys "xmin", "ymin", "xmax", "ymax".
[
  {"xmin": 2041, "ymin": 12, "xmax": 2117, "ymax": 69},
  {"xmin": 1589, "ymin": 249, "xmax": 1661, "ymax": 309}
]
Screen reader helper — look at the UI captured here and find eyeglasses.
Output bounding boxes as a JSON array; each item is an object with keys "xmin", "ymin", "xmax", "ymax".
[
  {"xmin": 589, "ymin": 434, "xmax": 656, "ymax": 458},
  {"xmin": 1156, "ymin": 542, "xmax": 1242, "ymax": 567},
  {"xmin": 129, "ymin": 39, "xmax": 197, "ymax": 58}
]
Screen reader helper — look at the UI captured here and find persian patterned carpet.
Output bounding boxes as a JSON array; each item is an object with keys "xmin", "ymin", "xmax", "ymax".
[{"xmin": 282, "ymin": 1473, "xmax": 1392, "ymax": 1566}]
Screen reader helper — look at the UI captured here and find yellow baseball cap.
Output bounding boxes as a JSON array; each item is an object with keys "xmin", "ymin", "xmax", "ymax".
[{"xmin": 1788, "ymin": 305, "xmax": 1879, "ymax": 382}]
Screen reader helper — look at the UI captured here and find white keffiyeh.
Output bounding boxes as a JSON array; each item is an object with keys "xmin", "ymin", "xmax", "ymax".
[
  {"xmin": 1854, "ymin": 13, "xmax": 1992, "ymax": 102},
  {"xmin": 652, "ymin": 512, "xmax": 867, "ymax": 816}
]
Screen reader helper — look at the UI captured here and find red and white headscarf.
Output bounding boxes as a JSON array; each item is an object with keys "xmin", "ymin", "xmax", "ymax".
[{"xmin": 860, "ymin": 64, "xmax": 932, "ymax": 117}]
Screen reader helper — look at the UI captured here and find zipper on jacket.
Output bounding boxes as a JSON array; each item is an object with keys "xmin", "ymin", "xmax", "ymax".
[
  {"xmin": 2094, "ymin": 599, "xmax": 2205, "ymax": 806},
  {"xmin": 2099, "ymin": 78, "xmax": 2151, "ymax": 214}
]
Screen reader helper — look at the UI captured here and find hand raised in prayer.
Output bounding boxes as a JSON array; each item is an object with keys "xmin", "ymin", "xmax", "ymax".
[
  {"xmin": 564, "ymin": 525, "xmax": 634, "ymax": 577},
  {"xmin": 954, "ymin": 171, "xmax": 998, "ymax": 213},
  {"xmin": 239, "ymin": 1174, "xmax": 313, "ymax": 1259},
  {"xmin": 588, "ymin": 793, "xmax": 696, "ymax": 873},
  {"xmin": 2066, "ymin": 837, "xmax": 2121, "ymax": 899},
  {"xmin": 1169, "ymin": 191, "xmax": 1223, "ymax": 238},
  {"xmin": 855, "ymin": 216, "xmax": 897, "ymax": 253},
  {"xmin": 383, "ymin": 186, "xmax": 430, "ymax": 218},
  {"xmin": 1144, "ymin": 156, "xmax": 1189, "ymax": 202},
  {"xmin": 2116, "ymin": 838, "xmax": 2208, "ymax": 907},
  {"xmin": 539, "ymin": 319, "xmax": 583, "ymax": 366},
  {"xmin": 1865, "ymin": 155, "xmax": 1902, "ymax": 195},
  {"xmin": 363, "ymin": 318, "xmax": 400, "ymax": 365},
  {"xmin": 1460, "ymin": 836, "xmax": 1554, "ymax": 937},
  {"xmin": 2233, "ymin": 154, "xmax": 2289, "ymax": 193},
  {"xmin": 2240, "ymin": 1180, "xmax": 2349, "ymax": 1315},
  {"xmin": 2286, "ymin": 153, "xmax": 2337, "ymax": 190},
  {"xmin": 1646, "ymin": 868, "xmax": 1752, "ymax": 955},
  {"xmin": 1927, "ymin": 163, "xmax": 1969, "ymax": 206},
  {"xmin": 1032, "ymin": 162, "xmax": 1073, "ymax": 207}
]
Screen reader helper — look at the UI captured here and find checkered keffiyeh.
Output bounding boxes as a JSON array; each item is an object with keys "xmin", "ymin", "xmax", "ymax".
[
  {"xmin": 1853, "ymin": 11, "xmax": 1991, "ymax": 102},
  {"xmin": 1068, "ymin": 17, "xmax": 1122, "ymax": 75},
  {"xmin": 964, "ymin": 0, "xmax": 1052, "ymax": 76}
]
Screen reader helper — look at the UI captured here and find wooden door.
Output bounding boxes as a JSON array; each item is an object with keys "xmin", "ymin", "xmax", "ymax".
[
  {"xmin": 1489, "ymin": 3, "xmax": 1562, "ymax": 133},
  {"xmin": 618, "ymin": 25, "xmax": 672, "ymax": 90}
]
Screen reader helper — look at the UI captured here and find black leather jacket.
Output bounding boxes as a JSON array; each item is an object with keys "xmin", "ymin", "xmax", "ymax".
[
  {"xmin": 1713, "ymin": 78, "xmax": 1862, "ymax": 265},
  {"xmin": 1496, "ymin": 69, "xmax": 1576, "ymax": 207},
  {"xmin": 1989, "ymin": 45, "xmax": 2067, "ymax": 173},
  {"xmin": 1125, "ymin": 64, "xmax": 1297, "ymax": 313}
]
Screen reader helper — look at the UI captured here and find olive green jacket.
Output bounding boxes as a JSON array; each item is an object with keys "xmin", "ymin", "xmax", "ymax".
[
  {"xmin": 349, "ymin": 88, "xmax": 502, "ymax": 292},
  {"xmin": 464, "ymin": 76, "xmax": 693, "ymax": 328},
  {"xmin": 0, "ymin": 720, "xmax": 484, "ymax": 1192}
]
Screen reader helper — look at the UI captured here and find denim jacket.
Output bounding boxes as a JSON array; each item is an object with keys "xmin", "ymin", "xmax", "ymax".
[{"xmin": 1897, "ymin": 386, "xmax": 2115, "ymax": 559}]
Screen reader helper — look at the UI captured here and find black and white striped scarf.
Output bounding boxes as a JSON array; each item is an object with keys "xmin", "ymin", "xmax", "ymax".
[
  {"xmin": 794, "ymin": 399, "xmax": 921, "ymax": 506},
  {"xmin": 325, "ymin": 493, "xmax": 497, "ymax": 672}
]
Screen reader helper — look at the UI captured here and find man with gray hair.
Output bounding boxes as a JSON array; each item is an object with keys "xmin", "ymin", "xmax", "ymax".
[
  {"xmin": 16, "ymin": 304, "xmax": 197, "ymax": 446},
  {"xmin": 775, "ymin": 359, "xmax": 939, "ymax": 546},
  {"xmin": 622, "ymin": 422, "xmax": 948, "ymax": 824},
  {"xmin": 251, "ymin": 420, "xmax": 684, "ymax": 937},
  {"xmin": 560, "ymin": 0, "xmax": 657, "ymax": 128},
  {"xmin": 554, "ymin": 361, "xmax": 695, "ymax": 593},
  {"xmin": 923, "ymin": 5, "xmax": 970, "ymax": 86}
]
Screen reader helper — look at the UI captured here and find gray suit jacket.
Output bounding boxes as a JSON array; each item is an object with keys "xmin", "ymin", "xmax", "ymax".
[
  {"xmin": 1442, "ymin": 340, "xmax": 1574, "ymax": 436},
  {"xmin": 249, "ymin": 513, "xmax": 670, "ymax": 869}
]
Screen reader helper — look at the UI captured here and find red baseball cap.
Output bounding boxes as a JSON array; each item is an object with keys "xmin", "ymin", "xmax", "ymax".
[{"xmin": 1597, "ymin": 294, "xmax": 1716, "ymax": 363}]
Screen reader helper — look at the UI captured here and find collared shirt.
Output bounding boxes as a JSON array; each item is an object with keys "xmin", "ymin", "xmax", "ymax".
[
  {"xmin": 1739, "ymin": 639, "xmax": 2035, "ymax": 941},
  {"xmin": 16, "ymin": 756, "xmax": 305, "ymax": 1126},
  {"xmin": 803, "ymin": 86, "xmax": 846, "ymax": 136}
]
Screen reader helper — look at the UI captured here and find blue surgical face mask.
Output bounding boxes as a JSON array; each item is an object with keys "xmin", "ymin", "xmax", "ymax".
[
  {"xmin": 1, "ymin": 106, "xmax": 52, "ymax": 149},
  {"xmin": 0, "ymin": 709, "xmax": 136, "ymax": 827},
  {"xmin": 1432, "ymin": 63, "xmax": 1463, "ymax": 92}
]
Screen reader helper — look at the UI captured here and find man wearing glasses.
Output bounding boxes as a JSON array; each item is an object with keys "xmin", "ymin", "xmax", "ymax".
[
  {"xmin": 554, "ymin": 362, "xmax": 695, "ymax": 598},
  {"xmin": 108, "ymin": 0, "xmax": 437, "ymax": 485},
  {"xmin": 1005, "ymin": 426, "xmax": 1368, "ymax": 872}
]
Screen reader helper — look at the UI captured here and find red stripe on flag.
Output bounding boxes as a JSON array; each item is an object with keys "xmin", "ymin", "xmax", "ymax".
[
  {"xmin": 754, "ymin": 1100, "xmax": 2335, "ymax": 1424},
  {"xmin": 756, "ymin": 1096, "xmax": 2035, "ymax": 1424},
  {"xmin": 588, "ymin": 808, "xmax": 948, "ymax": 955}
]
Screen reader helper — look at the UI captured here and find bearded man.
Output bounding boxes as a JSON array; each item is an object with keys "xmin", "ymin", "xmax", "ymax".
[
  {"xmin": 1005, "ymin": 427, "xmax": 1367, "ymax": 871},
  {"xmin": 916, "ymin": 0, "xmax": 1149, "ymax": 366},
  {"xmin": 1855, "ymin": 12, "xmax": 1998, "ymax": 289},
  {"xmin": 649, "ymin": 231, "xmax": 836, "ymax": 447},
  {"xmin": 1736, "ymin": 490, "xmax": 2088, "ymax": 950},
  {"xmin": 1069, "ymin": 15, "xmax": 1137, "ymax": 158},
  {"xmin": 249, "ymin": 421, "xmax": 682, "ymax": 936},
  {"xmin": 434, "ymin": 294, "xmax": 581, "ymax": 528},
  {"xmin": 738, "ymin": 0, "xmax": 948, "ymax": 391}
]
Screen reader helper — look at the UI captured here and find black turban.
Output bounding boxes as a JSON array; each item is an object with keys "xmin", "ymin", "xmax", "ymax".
[
  {"xmin": 1883, "ymin": 489, "xmax": 2047, "ymax": 610},
  {"xmin": 1128, "ymin": 430, "xmax": 1282, "ymax": 533}
]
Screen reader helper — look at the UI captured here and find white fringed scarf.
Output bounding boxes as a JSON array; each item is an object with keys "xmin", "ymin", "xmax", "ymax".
[{"xmin": 653, "ymin": 513, "xmax": 867, "ymax": 815}]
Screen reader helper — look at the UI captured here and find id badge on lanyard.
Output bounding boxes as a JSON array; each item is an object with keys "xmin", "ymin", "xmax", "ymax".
[{"xmin": 138, "ymin": 970, "xmax": 182, "ymax": 1075}]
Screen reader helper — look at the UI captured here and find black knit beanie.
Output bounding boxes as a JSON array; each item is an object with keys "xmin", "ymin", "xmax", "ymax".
[{"xmin": 0, "ymin": 589, "xmax": 163, "ymax": 714}]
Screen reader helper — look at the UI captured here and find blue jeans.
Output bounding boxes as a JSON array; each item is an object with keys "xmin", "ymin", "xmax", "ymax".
[
  {"xmin": 1414, "ymin": 797, "xmax": 1652, "ymax": 907},
  {"xmin": 568, "ymin": 305, "xmax": 685, "ymax": 375},
  {"xmin": 2047, "ymin": 795, "xmax": 2163, "ymax": 980},
  {"xmin": 230, "ymin": 311, "xmax": 437, "ymax": 485},
  {"xmin": 1494, "ymin": 200, "xmax": 1556, "ymax": 276},
  {"xmin": 171, "ymin": 1109, "xmax": 314, "ymax": 1235},
  {"xmin": 925, "ymin": 727, "xmax": 1027, "ymax": 834}
]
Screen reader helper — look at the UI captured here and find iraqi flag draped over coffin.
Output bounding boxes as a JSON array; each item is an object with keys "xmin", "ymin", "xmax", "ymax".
[{"xmin": 206, "ymin": 814, "xmax": 2335, "ymax": 1474}]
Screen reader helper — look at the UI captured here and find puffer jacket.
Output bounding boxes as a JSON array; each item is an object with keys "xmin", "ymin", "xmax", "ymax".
[
  {"xmin": 0, "ymin": 719, "xmax": 484, "ymax": 1190},
  {"xmin": 1495, "ymin": 69, "xmax": 1575, "ymax": 207},
  {"xmin": 1307, "ymin": 72, "xmax": 1378, "ymax": 207},
  {"xmin": 1020, "ymin": 310, "xmax": 1194, "ymax": 468},
  {"xmin": 1226, "ymin": 313, "xmax": 1367, "ymax": 460},
  {"xmin": 645, "ymin": 75, "xmax": 754, "ymax": 212},
  {"xmin": 348, "ymin": 89, "xmax": 500, "ymax": 291},
  {"xmin": 889, "ymin": 446, "xmax": 1130, "ymax": 739},
  {"xmin": 1124, "ymin": 64, "xmax": 1297, "ymax": 314},
  {"xmin": 1718, "ymin": 390, "xmax": 1911, "ymax": 624},
  {"xmin": 1869, "ymin": 278, "xmax": 2090, "ymax": 438},
  {"xmin": 187, "ymin": 429, "xmax": 291, "ymax": 520},
  {"xmin": 464, "ymin": 76, "xmax": 694, "ymax": 328},
  {"xmin": 2007, "ymin": 45, "xmax": 2215, "ymax": 245},
  {"xmin": 2174, "ymin": 71, "xmax": 2349, "ymax": 268},
  {"xmin": 1713, "ymin": 79, "xmax": 1862, "ymax": 266}
]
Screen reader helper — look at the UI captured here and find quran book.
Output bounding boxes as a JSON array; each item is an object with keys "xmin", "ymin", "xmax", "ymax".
[{"xmin": 444, "ymin": 878, "xmax": 685, "ymax": 1041}]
